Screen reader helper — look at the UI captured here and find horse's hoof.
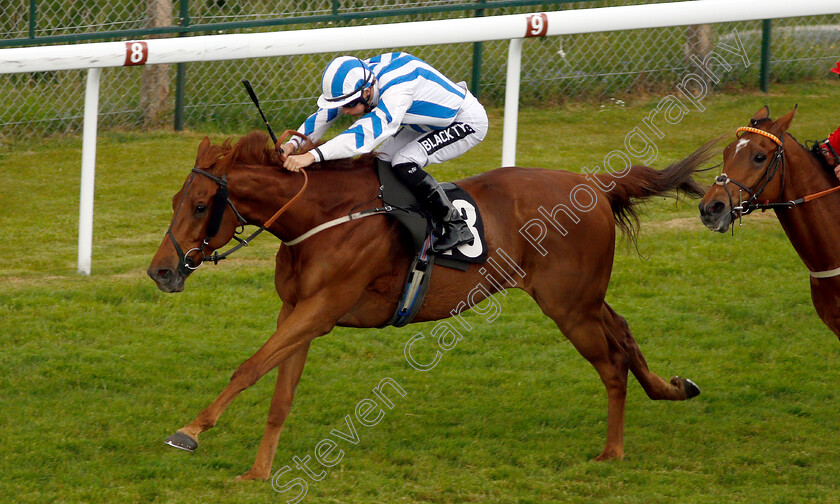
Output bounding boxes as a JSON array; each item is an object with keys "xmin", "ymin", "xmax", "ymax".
[
  {"xmin": 594, "ymin": 449, "xmax": 624, "ymax": 461},
  {"xmin": 235, "ymin": 472, "xmax": 268, "ymax": 481},
  {"xmin": 165, "ymin": 431, "xmax": 198, "ymax": 452},
  {"xmin": 682, "ymin": 378, "xmax": 701, "ymax": 399}
]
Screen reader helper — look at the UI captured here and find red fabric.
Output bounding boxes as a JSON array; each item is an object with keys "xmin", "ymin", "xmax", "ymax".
[
  {"xmin": 831, "ymin": 58, "xmax": 840, "ymax": 75},
  {"xmin": 829, "ymin": 126, "xmax": 840, "ymax": 150}
]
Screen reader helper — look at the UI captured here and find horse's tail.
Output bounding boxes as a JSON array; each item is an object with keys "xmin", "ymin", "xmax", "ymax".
[{"xmin": 596, "ymin": 138, "xmax": 719, "ymax": 242}]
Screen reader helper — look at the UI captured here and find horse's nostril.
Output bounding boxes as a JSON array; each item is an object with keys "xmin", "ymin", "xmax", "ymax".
[
  {"xmin": 156, "ymin": 269, "xmax": 172, "ymax": 281},
  {"xmin": 708, "ymin": 201, "xmax": 725, "ymax": 215}
]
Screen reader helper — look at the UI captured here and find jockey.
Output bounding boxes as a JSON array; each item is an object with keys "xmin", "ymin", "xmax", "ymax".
[
  {"xmin": 815, "ymin": 58, "xmax": 840, "ymax": 178},
  {"xmin": 280, "ymin": 53, "xmax": 488, "ymax": 253}
]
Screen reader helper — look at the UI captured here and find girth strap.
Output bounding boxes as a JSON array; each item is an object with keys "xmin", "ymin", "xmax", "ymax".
[
  {"xmin": 810, "ymin": 266, "xmax": 840, "ymax": 279},
  {"xmin": 284, "ymin": 207, "xmax": 392, "ymax": 246}
]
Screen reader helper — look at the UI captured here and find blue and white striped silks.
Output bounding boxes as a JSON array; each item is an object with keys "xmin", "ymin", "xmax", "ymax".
[{"xmin": 290, "ymin": 52, "xmax": 469, "ymax": 162}]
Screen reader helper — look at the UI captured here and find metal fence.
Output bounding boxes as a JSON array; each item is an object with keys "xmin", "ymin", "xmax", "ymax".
[{"xmin": 1, "ymin": 1, "xmax": 839, "ymax": 137}]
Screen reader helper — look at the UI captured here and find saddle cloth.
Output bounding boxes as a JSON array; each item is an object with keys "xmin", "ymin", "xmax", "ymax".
[
  {"xmin": 376, "ymin": 160, "xmax": 487, "ymax": 270},
  {"xmin": 376, "ymin": 160, "xmax": 488, "ymax": 327}
]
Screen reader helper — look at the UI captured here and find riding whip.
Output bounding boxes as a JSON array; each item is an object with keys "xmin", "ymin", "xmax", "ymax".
[{"xmin": 241, "ymin": 79, "xmax": 278, "ymax": 144}]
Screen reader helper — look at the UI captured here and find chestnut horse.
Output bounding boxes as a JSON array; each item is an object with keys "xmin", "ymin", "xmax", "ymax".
[
  {"xmin": 700, "ymin": 106, "xmax": 840, "ymax": 336},
  {"xmin": 148, "ymin": 131, "xmax": 711, "ymax": 479}
]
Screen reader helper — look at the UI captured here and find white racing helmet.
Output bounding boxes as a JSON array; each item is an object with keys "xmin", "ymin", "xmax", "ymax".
[{"xmin": 317, "ymin": 56, "xmax": 374, "ymax": 109}]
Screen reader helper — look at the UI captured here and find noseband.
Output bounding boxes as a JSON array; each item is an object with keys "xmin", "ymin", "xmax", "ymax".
[
  {"xmin": 166, "ymin": 167, "xmax": 248, "ymax": 276},
  {"xmin": 714, "ymin": 127, "xmax": 786, "ymax": 218}
]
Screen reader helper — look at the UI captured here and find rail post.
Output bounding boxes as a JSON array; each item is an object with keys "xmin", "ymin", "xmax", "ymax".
[
  {"xmin": 760, "ymin": 19, "xmax": 772, "ymax": 92},
  {"xmin": 501, "ymin": 37, "xmax": 523, "ymax": 167},
  {"xmin": 174, "ymin": 0, "xmax": 190, "ymax": 130},
  {"xmin": 78, "ymin": 68, "xmax": 102, "ymax": 275}
]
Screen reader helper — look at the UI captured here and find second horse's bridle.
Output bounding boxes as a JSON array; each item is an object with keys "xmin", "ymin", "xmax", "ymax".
[{"xmin": 714, "ymin": 126, "xmax": 787, "ymax": 217}]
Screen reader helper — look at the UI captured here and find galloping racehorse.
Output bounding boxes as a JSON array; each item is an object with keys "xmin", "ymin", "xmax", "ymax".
[
  {"xmin": 148, "ymin": 131, "xmax": 711, "ymax": 479},
  {"xmin": 700, "ymin": 106, "xmax": 840, "ymax": 336}
]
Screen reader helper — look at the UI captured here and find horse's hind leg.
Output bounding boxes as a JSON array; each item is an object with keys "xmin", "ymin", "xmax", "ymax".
[
  {"xmin": 550, "ymin": 309, "xmax": 630, "ymax": 460},
  {"xmin": 601, "ymin": 303, "xmax": 700, "ymax": 401},
  {"xmin": 237, "ymin": 341, "xmax": 311, "ymax": 481}
]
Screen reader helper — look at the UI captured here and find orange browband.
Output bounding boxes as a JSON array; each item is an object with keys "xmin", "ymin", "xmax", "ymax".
[{"xmin": 735, "ymin": 126, "xmax": 782, "ymax": 146}]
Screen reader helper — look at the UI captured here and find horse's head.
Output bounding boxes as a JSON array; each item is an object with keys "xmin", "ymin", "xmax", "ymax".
[
  {"xmin": 698, "ymin": 105, "xmax": 797, "ymax": 232},
  {"xmin": 147, "ymin": 137, "xmax": 244, "ymax": 293}
]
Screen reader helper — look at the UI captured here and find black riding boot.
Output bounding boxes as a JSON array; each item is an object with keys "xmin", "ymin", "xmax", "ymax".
[
  {"xmin": 391, "ymin": 162, "xmax": 472, "ymax": 253},
  {"xmin": 423, "ymin": 180, "xmax": 475, "ymax": 253}
]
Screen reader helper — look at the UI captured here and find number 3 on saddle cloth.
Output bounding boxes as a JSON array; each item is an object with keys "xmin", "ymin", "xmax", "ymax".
[{"xmin": 376, "ymin": 160, "xmax": 488, "ymax": 327}]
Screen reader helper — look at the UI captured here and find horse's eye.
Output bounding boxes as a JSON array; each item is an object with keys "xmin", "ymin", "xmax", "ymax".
[
  {"xmin": 195, "ymin": 203, "xmax": 208, "ymax": 215},
  {"xmin": 754, "ymin": 153, "xmax": 767, "ymax": 164}
]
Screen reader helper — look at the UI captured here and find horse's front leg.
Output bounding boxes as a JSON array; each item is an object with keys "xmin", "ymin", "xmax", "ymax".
[
  {"xmin": 164, "ymin": 293, "xmax": 347, "ymax": 453},
  {"xmin": 810, "ymin": 280, "xmax": 840, "ymax": 339},
  {"xmin": 236, "ymin": 339, "xmax": 310, "ymax": 480}
]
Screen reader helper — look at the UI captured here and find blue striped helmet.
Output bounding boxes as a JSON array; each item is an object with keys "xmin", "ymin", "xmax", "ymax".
[{"xmin": 317, "ymin": 56, "xmax": 373, "ymax": 109}]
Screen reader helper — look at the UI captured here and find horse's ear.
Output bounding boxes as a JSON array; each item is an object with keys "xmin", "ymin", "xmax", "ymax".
[
  {"xmin": 771, "ymin": 105, "xmax": 797, "ymax": 135},
  {"xmin": 751, "ymin": 105, "xmax": 770, "ymax": 124},
  {"xmin": 198, "ymin": 137, "xmax": 211, "ymax": 153},
  {"xmin": 195, "ymin": 137, "xmax": 211, "ymax": 166}
]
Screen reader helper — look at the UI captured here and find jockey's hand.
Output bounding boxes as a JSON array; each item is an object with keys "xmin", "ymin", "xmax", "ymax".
[
  {"xmin": 834, "ymin": 164, "xmax": 840, "ymax": 182},
  {"xmin": 278, "ymin": 142, "xmax": 296, "ymax": 158},
  {"xmin": 284, "ymin": 152, "xmax": 315, "ymax": 172}
]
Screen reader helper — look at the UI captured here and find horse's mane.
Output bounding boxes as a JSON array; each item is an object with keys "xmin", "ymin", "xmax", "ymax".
[
  {"xmin": 199, "ymin": 130, "xmax": 378, "ymax": 175},
  {"xmin": 792, "ymin": 133, "xmax": 836, "ymax": 174},
  {"xmin": 773, "ymin": 128, "xmax": 836, "ymax": 180}
]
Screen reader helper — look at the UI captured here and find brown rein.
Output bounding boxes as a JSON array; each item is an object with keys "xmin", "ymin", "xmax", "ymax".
[
  {"xmin": 801, "ymin": 184, "xmax": 840, "ymax": 204},
  {"xmin": 263, "ymin": 129, "xmax": 311, "ymax": 228}
]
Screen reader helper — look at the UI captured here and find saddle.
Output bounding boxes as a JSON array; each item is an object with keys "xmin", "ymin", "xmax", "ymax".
[{"xmin": 376, "ymin": 159, "xmax": 487, "ymax": 327}]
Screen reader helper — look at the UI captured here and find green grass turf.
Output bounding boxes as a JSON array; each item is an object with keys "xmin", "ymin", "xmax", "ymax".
[{"xmin": 2, "ymin": 81, "xmax": 840, "ymax": 503}]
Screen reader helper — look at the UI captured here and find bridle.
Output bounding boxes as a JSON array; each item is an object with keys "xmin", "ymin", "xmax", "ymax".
[
  {"xmin": 166, "ymin": 168, "xmax": 244, "ymax": 276},
  {"xmin": 714, "ymin": 126, "xmax": 787, "ymax": 218},
  {"xmin": 714, "ymin": 125, "xmax": 840, "ymax": 278},
  {"xmin": 715, "ymin": 126, "xmax": 840, "ymax": 217},
  {"xmin": 167, "ymin": 165, "xmax": 308, "ymax": 277}
]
